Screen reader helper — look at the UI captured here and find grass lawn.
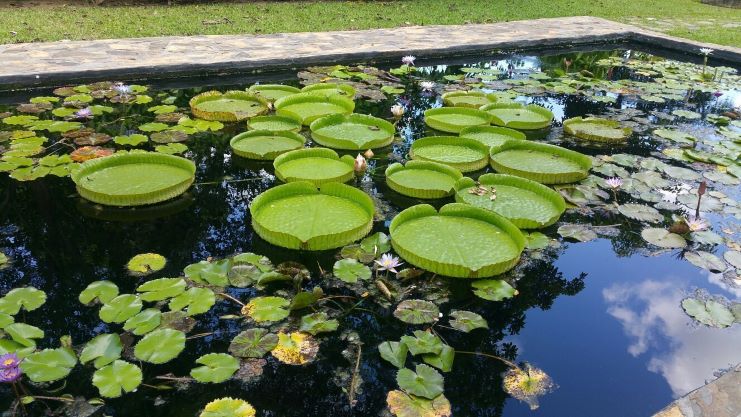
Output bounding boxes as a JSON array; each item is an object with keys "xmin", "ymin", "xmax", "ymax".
[{"xmin": 1, "ymin": 0, "xmax": 740, "ymax": 46}]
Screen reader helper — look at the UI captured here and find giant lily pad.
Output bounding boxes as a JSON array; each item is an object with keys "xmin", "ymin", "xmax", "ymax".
[
  {"xmin": 230, "ymin": 130, "xmax": 306, "ymax": 160},
  {"xmin": 310, "ymin": 113, "xmax": 394, "ymax": 150},
  {"xmin": 20, "ymin": 348, "xmax": 78, "ymax": 382},
  {"xmin": 92, "ymin": 360, "xmax": 142, "ymax": 398},
  {"xmin": 459, "ymin": 125, "xmax": 526, "ymax": 148},
  {"xmin": 189, "ymin": 91, "xmax": 269, "ymax": 122},
  {"xmin": 301, "ymin": 83, "xmax": 355, "ymax": 98},
  {"xmin": 480, "ymin": 102, "xmax": 553, "ymax": 130},
  {"xmin": 489, "ymin": 141, "xmax": 591, "ymax": 184},
  {"xmin": 563, "ymin": 117, "xmax": 632, "ymax": 143},
  {"xmin": 246, "ymin": 115, "xmax": 302, "ymax": 132},
  {"xmin": 251, "ymin": 182, "xmax": 373, "ymax": 250},
  {"xmin": 390, "ymin": 203, "xmax": 525, "ymax": 278},
  {"xmin": 275, "ymin": 92, "xmax": 355, "ymax": 126},
  {"xmin": 423, "ymin": 107, "xmax": 491, "ymax": 133},
  {"xmin": 385, "ymin": 161, "xmax": 462, "ymax": 199},
  {"xmin": 454, "ymin": 174, "xmax": 565, "ymax": 229},
  {"xmin": 71, "ymin": 152, "xmax": 196, "ymax": 206},
  {"xmin": 248, "ymin": 84, "xmax": 301, "ymax": 102},
  {"xmin": 134, "ymin": 328, "xmax": 186, "ymax": 364},
  {"xmin": 273, "ymin": 148, "xmax": 355, "ymax": 185},
  {"xmin": 410, "ymin": 136, "xmax": 489, "ymax": 173},
  {"xmin": 442, "ymin": 90, "xmax": 496, "ymax": 108}
]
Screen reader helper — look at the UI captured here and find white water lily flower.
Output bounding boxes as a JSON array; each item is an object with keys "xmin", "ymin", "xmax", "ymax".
[
  {"xmin": 401, "ymin": 55, "xmax": 416, "ymax": 66},
  {"xmin": 354, "ymin": 154, "xmax": 367, "ymax": 175},
  {"xmin": 419, "ymin": 81, "xmax": 436, "ymax": 92},
  {"xmin": 390, "ymin": 104, "xmax": 405, "ymax": 119},
  {"xmin": 113, "ymin": 84, "xmax": 132, "ymax": 95},
  {"xmin": 605, "ymin": 177, "xmax": 623, "ymax": 189},
  {"xmin": 687, "ymin": 218, "xmax": 709, "ymax": 232},
  {"xmin": 375, "ymin": 253, "xmax": 403, "ymax": 274},
  {"xmin": 699, "ymin": 48, "xmax": 714, "ymax": 56},
  {"xmin": 75, "ymin": 107, "xmax": 93, "ymax": 119}
]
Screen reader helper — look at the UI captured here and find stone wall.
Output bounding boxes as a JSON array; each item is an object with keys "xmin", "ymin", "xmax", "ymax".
[{"xmin": 701, "ymin": 0, "xmax": 741, "ymax": 8}]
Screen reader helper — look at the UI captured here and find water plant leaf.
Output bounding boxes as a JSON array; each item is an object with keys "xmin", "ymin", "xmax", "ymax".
[
  {"xmin": 168, "ymin": 287, "xmax": 216, "ymax": 316},
  {"xmin": 134, "ymin": 328, "xmax": 186, "ymax": 364},
  {"xmin": 271, "ymin": 332, "xmax": 319, "ymax": 365},
  {"xmin": 481, "ymin": 102, "xmax": 553, "ymax": 130},
  {"xmin": 273, "ymin": 148, "xmax": 354, "ymax": 185},
  {"xmin": 423, "ymin": 107, "xmax": 491, "ymax": 133},
  {"xmin": 689, "ymin": 230, "xmax": 724, "ymax": 246},
  {"xmin": 386, "ymin": 390, "xmax": 451, "ymax": 417},
  {"xmin": 136, "ymin": 278, "xmax": 186, "ymax": 302},
  {"xmin": 99, "ymin": 294, "xmax": 143, "ymax": 323},
  {"xmin": 123, "ymin": 308, "xmax": 162, "ymax": 335},
  {"xmin": 618, "ymin": 204, "xmax": 663, "ymax": 223},
  {"xmin": 503, "ymin": 363, "xmax": 555, "ymax": 410},
  {"xmin": 274, "ymin": 92, "xmax": 354, "ymax": 125},
  {"xmin": 724, "ymin": 251, "xmax": 741, "ymax": 269},
  {"xmin": 20, "ymin": 348, "xmax": 77, "ymax": 382},
  {"xmin": 190, "ymin": 90, "xmax": 268, "ymax": 122},
  {"xmin": 524, "ymin": 232, "xmax": 550, "ymax": 250},
  {"xmin": 333, "ymin": 259, "xmax": 372, "ymax": 283},
  {"xmin": 79, "ymin": 281, "xmax": 119, "ymax": 305},
  {"xmin": 92, "ymin": 360, "xmax": 142, "ymax": 398},
  {"xmin": 184, "ymin": 259, "xmax": 232, "ymax": 286},
  {"xmin": 242, "ymin": 296, "xmax": 290, "ymax": 323},
  {"xmin": 396, "ymin": 364, "xmax": 444, "ymax": 399},
  {"xmin": 299, "ymin": 312, "xmax": 339, "ymax": 335},
  {"xmin": 410, "ymin": 136, "xmax": 489, "ymax": 173},
  {"xmin": 148, "ymin": 105, "xmax": 178, "ymax": 114},
  {"xmin": 230, "ymin": 130, "xmax": 305, "ymax": 160},
  {"xmin": 641, "ymin": 228, "xmax": 687, "ymax": 249},
  {"xmin": 471, "ymin": 279, "xmax": 517, "ymax": 301},
  {"xmin": 0, "ymin": 313, "xmax": 14, "ymax": 328},
  {"xmin": 289, "ymin": 287, "xmax": 323, "ymax": 310},
  {"xmin": 681, "ymin": 298, "xmax": 734, "ymax": 328},
  {"xmin": 379, "ymin": 341, "xmax": 408, "ymax": 369},
  {"xmin": 0, "ymin": 287, "xmax": 47, "ymax": 315},
  {"xmin": 199, "ymin": 397, "xmax": 256, "ymax": 417},
  {"xmin": 229, "ymin": 329, "xmax": 279, "ymax": 358},
  {"xmin": 394, "ymin": 300, "xmax": 440, "ymax": 324},
  {"xmin": 309, "ymin": 113, "xmax": 395, "ymax": 150},
  {"xmin": 422, "ymin": 344, "xmax": 455, "ymax": 372},
  {"xmin": 563, "ymin": 117, "xmax": 632, "ymax": 143},
  {"xmin": 340, "ymin": 244, "xmax": 376, "ymax": 263},
  {"xmin": 684, "ymin": 251, "xmax": 726, "ymax": 273},
  {"xmin": 190, "ymin": 353, "xmax": 240, "ymax": 383},
  {"xmin": 360, "ymin": 232, "xmax": 392, "ymax": 256},
  {"xmin": 557, "ymin": 224, "xmax": 597, "ymax": 242},
  {"xmin": 448, "ymin": 310, "xmax": 488, "ymax": 332},
  {"xmin": 386, "ymin": 161, "xmax": 462, "ymax": 199},
  {"xmin": 4, "ymin": 323, "xmax": 44, "ymax": 347},
  {"xmin": 489, "ymin": 141, "xmax": 591, "ymax": 184},
  {"xmin": 80, "ymin": 333, "xmax": 122, "ymax": 369},
  {"xmin": 400, "ymin": 331, "xmax": 443, "ymax": 356},
  {"xmin": 158, "ymin": 310, "xmax": 197, "ymax": 333},
  {"xmin": 247, "ymin": 114, "xmax": 302, "ymax": 132}
]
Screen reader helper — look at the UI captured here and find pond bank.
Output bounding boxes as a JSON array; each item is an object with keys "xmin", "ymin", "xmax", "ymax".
[{"xmin": 653, "ymin": 364, "xmax": 741, "ymax": 417}]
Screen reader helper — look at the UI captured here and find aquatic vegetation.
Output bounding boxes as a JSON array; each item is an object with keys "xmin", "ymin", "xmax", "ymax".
[
  {"xmin": 480, "ymin": 102, "xmax": 553, "ymax": 130},
  {"xmin": 563, "ymin": 117, "xmax": 632, "ymax": 143},
  {"xmin": 189, "ymin": 90, "xmax": 269, "ymax": 121},
  {"xmin": 385, "ymin": 161, "xmax": 462, "ymax": 199},
  {"xmin": 230, "ymin": 130, "xmax": 306, "ymax": 160},
  {"xmin": 423, "ymin": 107, "xmax": 491, "ymax": 133},
  {"xmin": 489, "ymin": 141, "xmax": 591, "ymax": 184},
  {"xmin": 246, "ymin": 114, "xmax": 302, "ymax": 132},
  {"xmin": 441, "ymin": 90, "xmax": 496, "ymax": 108},
  {"xmin": 310, "ymin": 113, "xmax": 395, "ymax": 150},
  {"xmin": 200, "ymin": 398, "xmax": 256, "ymax": 417},
  {"xmin": 248, "ymin": 84, "xmax": 301, "ymax": 102},
  {"xmin": 410, "ymin": 136, "xmax": 489, "ymax": 173},
  {"xmin": 274, "ymin": 92, "xmax": 355, "ymax": 125},
  {"xmin": 459, "ymin": 125, "xmax": 525, "ymax": 148},
  {"xmin": 503, "ymin": 363, "xmax": 556, "ymax": 410},
  {"xmin": 273, "ymin": 148, "xmax": 355, "ymax": 185},
  {"xmin": 126, "ymin": 252, "xmax": 166, "ymax": 275},
  {"xmin": 92, "ymin": 360, "xmax": 142, "ymax": 398}
]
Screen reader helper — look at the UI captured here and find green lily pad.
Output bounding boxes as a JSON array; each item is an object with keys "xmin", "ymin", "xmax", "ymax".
[
  {"xmin": 390, "ymin": 203, "xmax": 524, "ymax": 278},
  {"xmin": 442, "ymin": 90, "xmax": 496, "ymax": 108},
  {"xmin": 184, "ymin": 259, "xmax": 231, "ymax": 286},
  {"xmin": 410, "ymin": 136, "xmax": 489, "ymax": 173},
  {"xmin": 92, "ymin": 360, "xmax": 142, "ymax": 398},
  {"xmin": 386, "ymin": 390, "xmax": 451, "ymax": 417},
  {"xmin": 641, "ymin": 228, "xmax": 687, "ymax": 248},
  {"xmin": 169, "ymin": 287, "xmax": 216, "ymax": 316},
  {"xmin": 557, "ymin": 224, "xmax": 597, "ymax": 242},
  {"xmin": 618, "ymin": 204, "xmax": 663, "ymax": 223},
  {"xmin": 379, "ymin": 341, "xmax": 408, "ymax": 369},
  {"xmin": 71, "ymin": 152, "xmax": 196, "ymax": 206},
  {"xmin": 394, "ymin": 299, "xmax": 440, "ymax": 324},
  {"xmin": 4, "ymin": 323, "xmax": 44, "ymax": 347},
  {"xmin": 422, "ymin": 344, "xmax": 455, "ymax": 372},
  {"xmin": 99, "ymin": 294, "xmax": 143, "ymax": 323},
  {"xmin": 654, "ymin": 129, "xmax": 696, "ymax": 145},
  {"xmin": 248, "ymin": 84, "xmax": 301, "ymax": 102},
  {"xmin": 250, "ymin": 182, "xmax": 374, "ymax": 250},
  {"xmin": 155, "ymin": 143, "xmax": 188, "ymax": 155},
  {"xmin": 148, "ymin": 104, "xmax": 178, "ymax": 114},
  {"xmin": 275, "ymin": 92, "xmax": 355, "ymax": 126},
  {"xmin": 333, "ymin": 258, "xmax": 372, "ymax": 283},
  {"xmin": 20, "ymin": 348, "xmax": 77, "ymax": 382},
  {"xmin": 123, "ymin": 308, "xmax": 162, "ymax": 335},
  {"xmin": 480, "ymin": 102, "xmax": 553, "ymax": 130},
  {"xmin": 230, "ymin": 130, "xmax": 305, "ymax": 160},
  {"xmin": 229, "ymin": 329, "xmax": 279, "ymax": 358},
  {"xmin": 299, "ymin": 312, "xmax": 340, "ymax": 335},
  {"xmin": 724, "ymin": 251, "xmax": 741, "ymax": 269},
  {"xmin": 273, "ymin": 148, "xmax": 355, "ymax": 185},
  {"xmin": 563, "ymin": 117, "xmax": 632, "ymax": 143},
  {"xmin": 246, "ymin": 114, "xmax": 302, "ymax": 132},
  {"xmin": 190, "ymin": 353, "xmax": 240, "ymax": 383},
  {"xmin": 684, "ymin": 251, "xmax": 726, "ymax": 272},
  {"xmin": 113, "ymin": 134, "xmax": 149, "ymax": 147},
  {"xmin": 243, "ymin": 296, "xmax": 290, "ymax": 323},
  {"xmin": 136, "ymin": 278, "xmax": 186, "ymax": 302},
  {"xmin": 449, "ymin": 310, "xmax": 488, "ymax": 332},
  {"xmin": 400, "ymin": 331, "xmax": 443, "ymax": 356},
  {"xmin": 471, "ymin": 279, "xmax": 517, "ymax": 301},
  {"xmin": 489, "ymin": 141, "xmax": 591, "ymax": 184},
  {"xmin": 0, "ymin": 287, "xmax": 47, "ymax": 315},
  {"xmin": 79, "ymin": 281, "xmax": 119, "ymax": 305},
  {"xmin": 423, "ymin": 107, "xmax": 491, "ymax": 133},
  {"xmin": 189, "ymin": 90, "xmax": 269, "ymax": 121},
  {"xmin": 310, "ymin": 113, "xmax": 394, "ymax": 150},
  {"xmin": 80, "ymin": 333, "xmax": 122, "ymax": 369},
  {"xmin": 397, "ymin": 364, "xmax": 444, "ymax": 399},
  {"xmin": 199, "ymin": 398, "xmax": 256, "ymax": 417},
  {"xmin": 302, "ymin": 82, "xmax": 355, "ymax": 98},
  {"xmin": 134, "ymin": 328, "xmax": 186, "ymax": 364},
  {"xmin": 459, "ymin": 125, "xmax": 526, "ymax": 148},
  {"xmin": 386, "ymin": 161, "xmax": 462, "ymax": 199},
  {"xmin": 672, "ymin": 109, "xmax": 701, "ymax": 119},
  {"xmin": 681, "ymin": 298, "xmax": 734, "ymax": 328}
]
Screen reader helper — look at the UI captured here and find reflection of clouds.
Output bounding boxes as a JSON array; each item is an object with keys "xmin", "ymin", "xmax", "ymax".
[
  {"xmin": 603, "ymin": 280, "xmax": 741, "ymax": 397},
  {"xmin": 706, "ymin": 270, "xmax": 741, "ymax": 298}
]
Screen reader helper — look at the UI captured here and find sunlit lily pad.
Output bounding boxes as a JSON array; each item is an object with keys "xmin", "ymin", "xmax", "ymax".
[
  {"xmin": 480, "ymin": 102, "xmax": 553, "ymax": 130},
  {"xmin": 248, "ymin": 84, "xmax": 301, "ymax": 102},
  {"xmin": 684, "ymin": 251, "xmax": 726, "ymax": 272},
  {"xmin": 189, "ymin": 90, "xmax": 269, "ymax": 121},
  {"xmin": 386, "ymin": 161, "xmax": 462, "ymax": 199},
  {"xmin": 92, "ymin": 360, "xmax": 142, "ymax": 398},
  {"xmin": 423, "ymin": 107, "xmax": 491, "ymax": 133},
  {"xmin": 242, "ymin": 296, "xmax": 290, "ymax": 323},
  {"xmin": 229, "ymin": 329, "xmax": 279, "ymax": 358},
  {"xmin": 126, "ymin": 253, "xmax": 166, "ymax": 275},
  {"xmin": 489, "ymin": 141, "xmax": 591, "ymax": 184},
  {"xmin": 397, "ymin": 364, "xmax": 444, "ymax": 399},
  {"xmin": 681, "ymin": 298, "xmax": 734, "ymax": 328},
  {"xmin": 123, "ymin": 308, "xmax": 162, "ymax": 335},
  {"xmin": 459, "ymin": 125, "xmax": 525, "ymax": 148},
  {"xmin": 641, "ymin": 228, "xmax": 687, "ymax": 248},
  {"xmin": 333, "ymin": 258, "xmax": 372, "ymax": 283},
  {"xmin": 136, "ymin": 278, "xmax": 186, "ymax": 302},
  {"xmin": 230, "ymin": 130, "xmax": 305, "ymax": 160},
  {"xmin": 275, "ymin": 92, "xmax": 355, "ymax": 126},
  {"xmin": 563, "ymin": 117, "xmax": 632, "ymax": 143},
  {"xmin": 190, "ymin": 353, "xmax": 240, "ymax": 383},
  {"xmin": 246, "ymin": 115, "xmax": 302, "ymax": 132},
  {"xmin": 394, "ymin": 299, "xmax": 440, "ymax": 324},
  {"xmin": 134, "ymin": 328, "xmax": 186, "ymax": 364},
  {"xmin": 386, "ymin": 390, "xmax": 451, "ymax": 417},
  {"xmin": 400, "ymin": 331, "xmax": 442, "ymax": 356},
  {"xmin": 184, "ymin": 259, "xmax": 231, "ymax": 286},
  {"xmin": 310, "ymin": 113, "xmax": 394, "ymax": 150},
  {"xmin": 410, "ymin": 136, "xmax": 489, "ymax": 173},
  {"xmin": 99, "ymin": 294, "xmax": 142, "ymax": 323},
  {"xmin": 0, "ymin": 287, "xmax": 47, "ymax": 315},
  {"xmin": 302, "ymin": 82, "xmax": 356, "ymax": 98},
  {"xmin": 169, "ymin": 287, "xmax": 215, "ymax": 316},
  {"xmin": 20, "ymin": 348, "xmax": 78, "ymax": 382},
  {"xmin": 4, "ymin": 323, "xmax": 44, "ymax": 347},
  {"xmin": 448, "ymin": 310, "xmax": 488, "ymax": 332},
  {"xmin": 271, "ymin": 332, "xmax": 319, "ymax": 365},
  {"xmin": 299, "ymin": 312, "xmax": 340, "ymax": 335},
  {"xmin": 442, "ymin": 90, "xmax": 496, "ymax": 108},
  {"xmin": 471, "ymin": 279, "xmax": 517, "ymax": 301},
  {"xmin": 199, "ymin": 397, "xmax": 256, "ymax": 417},
  {"xmin": 80, "ymin": 333, "xmax": 122, "ymax": 369},
  {"xmin": 557, "ymin": 224, "xmax": 597, "ymax": 242},
  {"xmin": 273, "ymin": 148, "xmax": 354, "ymax": 185},
  {"xmin": 79, "ymin": 281, "xmax": 119, "ymax": 305}
]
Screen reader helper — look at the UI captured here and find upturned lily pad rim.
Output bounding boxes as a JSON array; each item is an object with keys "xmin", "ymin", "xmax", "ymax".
[
  {"xmin": 454, "ymin": 173, "xmax": 566, "ymax": 228},
  {"xmin": 390, "ymin": 203, "xmax": 525, "ymax": 278},
  {"xmin": 385, "ymin": 160, "xmax": 463, "ymax": 199},
  {"xmin": 229, "ymin": 130, "xmax": 306, "ymax": 160},
  {"xmin": 563, "ymin": 116, "xmax": 632, "ymax": 143},
  {"xmin": 410, "ymin": 136, "xmax": 490, "ymax": 173},
  {"xmin": 247, "ymin": 84, "xmax": 301, "ymax": 101},
  {"xmin": 489, "ymin": 140, "xmax": 592, "ymax": 184},
  {"xmin": 188, "ymin": 90, "xmax": 269, "ymax": 122},
  {"xmin": 246, "ymin": 114, "xmax": 302, "ymax": 132},
  {"xmin": 459, "ymin": 125, "xmax": 527, "ymax": 145},
  {"xmin": 301, "ymin": 83, "xmax": 356, "ymax": 98},
  {"xmin": 273, "ymin": 147, "xmax": 355, "ymax": 185},
  {"xmin": 479, "ymin": 102, "xmax": 554, "ymax": 130},
  {"xmin": 274, "ymin": 92, "xmax": 355, "ymax": 126},
  {"xmin": 250, "ymin": 181, "xmax": 374, "ymax": 250},
  {"xmin": 309, "ymin": 113, "xmax": 395, "ymax": 150},
  {"xmin": 441, "ymin": 90, "xmax": 497, "ymax": 108},
  {"xmin": 423, "ymin": 107, "xmax": 492, "ymax": 133},
  {"xmin": 70, "ymin": 152, "xmax": 196, "ymax": 206}
]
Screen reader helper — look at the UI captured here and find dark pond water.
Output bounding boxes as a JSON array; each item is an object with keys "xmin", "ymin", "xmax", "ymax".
[{"xmin": 0, "ymin": 48, "xmax": 740, "ymax": 417}]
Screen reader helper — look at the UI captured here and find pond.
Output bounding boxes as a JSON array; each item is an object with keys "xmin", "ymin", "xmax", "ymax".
[{"xmin": 0, "ymin": 47, "xmax": 740, "ymax": 417}]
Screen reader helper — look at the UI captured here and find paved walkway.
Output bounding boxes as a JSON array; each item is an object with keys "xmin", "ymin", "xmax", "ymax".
[
  {"xmin": 0, "ymin": 16, "xmax": 740, "ymax": 89},
  {"xmin": 653, "ymin": 364, "xmax": 740, "ymax": 417}
]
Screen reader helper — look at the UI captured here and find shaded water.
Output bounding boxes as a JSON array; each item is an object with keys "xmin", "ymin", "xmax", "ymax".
[{"xmin": 0, "ymin": 48, "xmax": 740, "ymax": 416}]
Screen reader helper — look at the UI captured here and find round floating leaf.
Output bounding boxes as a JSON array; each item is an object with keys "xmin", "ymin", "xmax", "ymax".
[
  {"xmin": 310, "ymin": 113, "xmax": 395, "ymax": 150},
  {"xmin": 4, "ymin": 323, "xmax": 44, "ymax": 347},
  {"xmin": 455, "ymin": 174, "xmax": 565, "ymax": 229},
  {"xmin": 275, "ymin": 92, "xmax": 355, "ymax": 126},
  {"xmin": 271, "ymin": 332, "xmax": 319, "ymax": 365},
  {"xmin": 386, "ymin": 390, "xmax": 451, "ymax": 417},
  {"xmin": 410, "ymin": 136, "xmax": 489, "ymax": 173},
  {"xmin": 684, "ymin": 251, "xmax": 726, "ymax": 273},
  {"xmin": 199, "ymin": 397, "xmax": 256, "ymax": 417},
  {"xmin": 654, "ymin": 128, "xmax": 696, "ymax": 145},
  {"xmin": 379, "ymin": 341, "xmax": 408, "ymax": 369},
  {"xmin": 229, "ymin": 329, "xmax": 279, "ymax": 358},
  {"xmin": 489, "ymin": 141, "xmax": 591, "ymax": 184},
  {"xmin": 689, "ymin": 230, "xmax": 724, "ymax": 246},
  {"xmin": 423, "ymin": 107, "xmax": 491, "ymax": 133},
  {"xmin": 150, "ymin": 130, "xmax": 189, "ymax": 144},
  {"xmin": 230, "ymin": 130, "xmax": 305, "ymax": 160},
  {"xmin": 273, "ymin": 148, "xmax": 354, "ymax": 185},
  {"xmin": 724, "ymin": 251, "xmax": 741, "ymax": 269},
  {"xmin": 0, "ymin": 313, "xmax": 13, "ymax": 328},
  {"xmin": 394, "ymin": 300, "xmax": 440, "ymax": 324},
  {"xmin": 672, "ymin": 109, "xmax": 701, "ymax": 119},
  {"xmin": 169, "ymin": 287, "xmax": 215, "ymax": 316},
  {"xmin": 20, "ymin": 348, "xmax": 77, "ymax": 382},
  {"xmin": 563, "ymin": 117, "xmax": 632, "ymax": 143},
  {"xmin": 386, "ymin": 161, "xmax": 462, "ymax": 199},
  {"xmin": 396, "ymin": 364, "xmax": 444, "ymax": 399},
  {"xmin": 80, "ymin": 333, "xmax": 122, "ymax": 369},
  {"xmin": 246, "ymin": 114, "xmax": 302, "ymax": 132},
  {"xmin": 682, "ymin": 298, "xmax": 734, "ymax": 328},
  {"xmin": 471, "ymin": 279, "xmax": 517, "ymax": 301},
  {"xmin": 189, "ymin": 90, "xmax": 269, "ymax": 121},
  {"xmin": 299, "ymin": 312, "xmax": 340, "ymax": 335},
  {"xmin": 155, "ymin": 143, "xmax": 188, "ymax": 155},
  {"xmin": 242, "ymin": 296, "xmax": 290, "ymax": 323},
  {"xmin": 79, "ymin": 281, "xmax": 119, "ymax": 305},
  {"xmin": 361, "ymin": 232, "xmax": 392, "ymax": 255},
  {"xmin": 302, "ymin": 83, "xmax": 356, "ymax": 98},
  {"xmin": 390, "ymin": 203, "xmax": 525, "ymax": 278},
  {"xmin": 123, "ymin": 308, "xmax": 162, "ymax": 335},
  {"xmin": 618, "ymin": 204, "xmax": 663, "ymax": 223},
  {"xmin": 442, "ymin": 90, "xmax": 496, "ymax": 108},
  {"xmin": 136, "ymin": 277, "xmax": 186, "ymax": 302},
  {"xmin": 250, "ymin": 182, "xmax": 374, "ymax": 250},
  {"xmin": 333, "ymin": 259, "xmax": 372, "ymax": 283},
  {"xmin": 557, "ymin": 224, "xmax": 597, "ymax": 242},
  {"xmin": 99, "ymin": 294, "xmax": 142, "ymax": 323},
  {"xmin": 71, "ymin": 152, "xmax": 196, "ymax": 206},
  {"xmin": 158, "ymin": 311, "xmax": 196, "ymax": 333},
  {"xmin": 92, "ymin": 360, "xmax": 142, "ymax": 398},
  {"xmin": 0, "ymin": 287, "xmax": 47, "ymax": 315},
  {"xmin": 113, "ymin": 134, "xmax": 148, "ymax": 147},
  {"xmin": 148, "ymin": 104, "xmax": 178, "ymax": 114},
  {"xmin": 480, "ymin": 102, "xmax": 553, "ymax": 130},
  {"xmin": 400, "ymin": 330, "xmax": 443, "ymax": 356},
  {"xmin": 503, "ymin": 364, "xmax": 555, "ymax": 410},
  {"xmin": 422, "ymin": 344, "xmax": 455, "ymax": 372},
  {"xmin": 190, "ymin": 353, "xmax": 240, "ymax": 383},
  {"xmin": 641, "ymin": 228, "xmax": 687, "ymax": 248},
  {"xmin": 248, "ymin": 84, "xmax": 301, "ymax": 102},
  {"xmin": 290, "ymin": 287, "xmax": 323, "ymax": 310},
  {"xmin": 134, "ymin": 328, "xmax": 186, "ymax": 364},
  {"xmin": 459, "ymin": 125, "xmax": 525, "ymax": 148},
  {"xmin": 184, "ymin": 259, "xmax": 231, "ymax": 286},
  {"xmin": 449, "ymin": 310, "xmax": 488, "ymax": 332},
  {"xmin": 138, "ymin": 122, "xmax": 170, "ymax": 132}
]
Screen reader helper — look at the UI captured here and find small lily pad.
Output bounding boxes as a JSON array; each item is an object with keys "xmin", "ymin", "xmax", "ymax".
[
  {"xmin": 397, "ymin": 364, "xmax": 445, "ymax": 399},
  {"xmin": 190, "ymin": 353, "xmax": 240, "ymax": 383},
  {"xmin": 333, "ymin": 259, "xmax": 372, "ymax": 283},
  {"xmin": 471, "ymin": 279, "xmax": 517, "ymax": 301},
  {"xmin": 682, "ymin": 298, "xmax": 734, "ymax": 328},
  {"xmin": 134, "ymin": 328, "xmax": 186, "ymax": 364},
  {"xmin": 229, "ymin": 329, "xmax": 279, "ymax": 358},
  {"xmin": 393, "ymin": 299, "xmax": 440, "ymax": 324},
  {"xmin": 92, "ymin": 360, "xmax": 142, "ymax": 398},
  {"xmin": 449, "ymin": 310, "xmax": 488, "ymax": 332}
]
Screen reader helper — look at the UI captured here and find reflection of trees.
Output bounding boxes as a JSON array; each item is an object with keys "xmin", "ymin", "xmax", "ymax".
[{"xmin": 539, "ymin": 51, "xmax": 621, "ymax": 79}]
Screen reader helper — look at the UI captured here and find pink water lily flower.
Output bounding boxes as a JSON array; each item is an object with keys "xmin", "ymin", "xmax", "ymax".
[
  {"xmin": 390, "ymin": 104, "xmax": 405, "ymax": 119},
  {"xmin": 605, "ymin": 177, "xmax": 623, "ymax": 189},
  {"xmin": 420, "ymin": 81, "xmax": 436, "ymax": 92},
  {"xmin": 375, "ymin": 253, "xmax": 403, "ymax": 274},
  {"xmin": 401, "ymin": 55, "xmax": 416, "ymax": 66},
  {"xmin": 0, "ymin": 353, "xmax": 21, "ymax": 383},
  {"xmin": 687, "ymin": 218, "xmax": 709, "ymax": 232},
  {"xmin": 75, "ymin": 107, "xmax": 93, "ymax": 119},
  {"xmin": 354, "ymin": 154, "xmax": 367, "ymax": 175},
  {"xmin": 113, "ymin": 84, "xmax": 132, "ymax": 95}
]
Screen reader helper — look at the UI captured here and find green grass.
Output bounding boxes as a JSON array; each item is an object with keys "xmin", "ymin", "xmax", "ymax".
[{"xmin": 1, "ymin": 0, "xmax": 740, "ymax": 46}]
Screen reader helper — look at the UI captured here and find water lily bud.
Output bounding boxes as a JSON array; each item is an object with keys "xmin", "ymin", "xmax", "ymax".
[
  {"xmin": 363, "ymin": 149, "xmax": 374, "ymax": 159},
  {"xmin": 390, "ymin": 104, "xmax": 405, "ymax": 119},
  {"xmin": 354, "ymin": 154, "xmax": 367, "ymax": 176}
]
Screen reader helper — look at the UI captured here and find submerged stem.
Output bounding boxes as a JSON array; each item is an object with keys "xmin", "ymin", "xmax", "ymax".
[{"xmin": 455, "ymin": 350, "xmax": 520, "ymax": 370}]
